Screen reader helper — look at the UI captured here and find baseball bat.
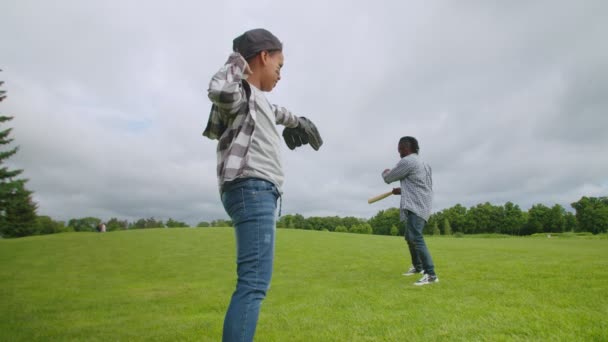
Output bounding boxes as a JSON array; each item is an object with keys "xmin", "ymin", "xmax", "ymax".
[{"xmin": 367, "ymin": 191, "xmax": 393, "ymax": 204}]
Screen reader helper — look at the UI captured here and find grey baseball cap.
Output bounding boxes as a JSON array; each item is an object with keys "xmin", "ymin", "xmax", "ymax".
[{"xmin": 233, "ymin": 28, "xmax": 282, "ymax": 59}]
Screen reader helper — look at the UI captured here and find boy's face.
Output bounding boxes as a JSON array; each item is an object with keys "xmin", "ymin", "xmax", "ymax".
[
  {"xmin": 398, "ymin": 143, "xmax": 410, "ymax": 158},
  {"xmin": 259, "ymin": 51, "xmax": 284, "ymax": 91}
]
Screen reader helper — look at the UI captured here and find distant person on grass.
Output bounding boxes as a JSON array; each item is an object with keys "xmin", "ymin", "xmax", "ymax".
[
  {"xmin": 203, "ymin": 28, "xmax": 323, "ymax": 341},
  {"xmin": 382, "ymin": 136, "xmax": 438, "ymax": 286}
]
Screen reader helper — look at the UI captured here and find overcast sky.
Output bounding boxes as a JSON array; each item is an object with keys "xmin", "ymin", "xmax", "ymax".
[{"xmin": 1, "ymin": 1, "xmax": 607, "ymax": 225}]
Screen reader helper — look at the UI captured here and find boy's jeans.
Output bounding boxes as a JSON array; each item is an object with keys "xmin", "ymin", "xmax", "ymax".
[
  {"xmin": 404, "ymin": 210, "xmax": 435, "ymax": 276},
  {"xmin": 221, "ymin": 178, "xmax": 279, "ymax": 342}
]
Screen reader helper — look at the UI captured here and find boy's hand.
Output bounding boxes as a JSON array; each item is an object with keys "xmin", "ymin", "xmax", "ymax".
[
  {"xmin": 244, "ymin": 63, "xmax": 253, "ymax": 76},
  {"xmin": 392, "ymin": 188, "xmax": 401, "ymax": 195},
  {"xmin": 226, "ymin": 52, "xmax": 253, "ymax": 76}
]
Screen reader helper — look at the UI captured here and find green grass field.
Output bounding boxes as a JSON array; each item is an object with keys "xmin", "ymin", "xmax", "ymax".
[{"xmin": 1, "ymin": 228, "xmax": 607, "ymax": 341}]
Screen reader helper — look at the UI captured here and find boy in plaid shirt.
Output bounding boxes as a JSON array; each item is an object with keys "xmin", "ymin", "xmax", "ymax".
[{"xmin": 204, "ymin": 28, "xmax": 322, "ymax": 341}]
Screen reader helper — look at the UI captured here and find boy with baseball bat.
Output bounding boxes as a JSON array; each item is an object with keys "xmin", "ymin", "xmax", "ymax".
[{"xmin": 382, "ymin": 136, "xmax": 438, "ymax": 286}]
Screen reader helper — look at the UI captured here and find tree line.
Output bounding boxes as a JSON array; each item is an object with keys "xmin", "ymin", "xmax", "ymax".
[
  {"xmin": 4, "ymin": 197, "xmax": 608, "ymax": 238},
  {"xmin": 276, "ymin": 197, "xmax": 608, "ymax": 236},
  {"xmin": 12, "ymin": 216, "xmax": 237, "ymax": 236}
]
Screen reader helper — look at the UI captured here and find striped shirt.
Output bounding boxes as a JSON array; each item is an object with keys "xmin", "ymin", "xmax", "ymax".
[
  {"xmin": 382, "ymin": 153, "xmax": 433, "ymax": 221},
  {"xmin": 203, "ymin": 53, "xmax": 299, "ymax": 191}
]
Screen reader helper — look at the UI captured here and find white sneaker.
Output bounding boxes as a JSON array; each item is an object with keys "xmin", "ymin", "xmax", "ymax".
[
  {"xmin": 414, "ymin": 273, "xmax": 439, "ymax": 286},
  {"xmin": 402, "ymin": 266, "xmax": 425, "ymax": 276}
]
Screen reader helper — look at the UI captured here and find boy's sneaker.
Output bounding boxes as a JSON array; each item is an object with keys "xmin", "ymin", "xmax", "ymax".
[
  {"xmin": 414, "ymin": 274, "xmax": 439, "ymax": 286},
  {"xmin": 402, "ymin": 266, "xmax": 424, "ymax": 276}
]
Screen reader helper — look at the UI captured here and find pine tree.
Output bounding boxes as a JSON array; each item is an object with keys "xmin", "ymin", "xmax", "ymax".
[
  {"xmin": 430, "ymin": 220, "xmax": 440, "ymax": 235},
  {"xmin": 443, "ymin": 218, "xmax": 452, "ymax": 236},
  {"xmin": 0, "ymin": 70, "xmax": 37, "ymax": 237},
  {"xmin": 390, "ymin": 224, "xmax": 399, "ymax": 236}
]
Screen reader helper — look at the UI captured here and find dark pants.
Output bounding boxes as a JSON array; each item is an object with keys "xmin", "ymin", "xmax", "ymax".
[{"xmin": 404, "ymin": 210, "xmax": 435, "ymax": 276}]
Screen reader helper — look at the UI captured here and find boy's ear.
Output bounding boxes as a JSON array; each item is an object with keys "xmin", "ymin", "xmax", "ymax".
[{"xmin": 259, "ymin": 51, "xmax": 269, "ymax": 66}]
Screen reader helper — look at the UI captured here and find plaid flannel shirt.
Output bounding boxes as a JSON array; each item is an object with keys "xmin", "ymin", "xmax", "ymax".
[
  {"xmin": 203, "ymin": 53, "xmax": 299, "ymax": 191},
  {"xmin": 382, "ymin": 154, "xmax": 434, "ymax": 221}
]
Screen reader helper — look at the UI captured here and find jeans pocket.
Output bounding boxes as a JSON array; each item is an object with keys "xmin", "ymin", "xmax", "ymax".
[{"xmin": 222, "ymin": 188, "xmax": 246, "ymax": 223}]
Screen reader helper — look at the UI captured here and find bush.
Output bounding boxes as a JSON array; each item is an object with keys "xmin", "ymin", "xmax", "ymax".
[
  {"xmin": 166, "ymin": 218, "xmax": 189, "ymax": 228},
  {"xmin": 210, "ymin": 219, "xmax": 232, "ymax": 227},
  {"xmin": 68, "ymin": 217, "xmax": 101, "ymax": 232},
  {"xmin": 131, "ymin": 217, "xmax": 165, "ymax": 229},
  {"xmin": 35, "ymin": 216, "xmax": 67, "ymax": 235},
  {"xmin": 106, "ymin": 218, "xmax": 129, "ymax": 231},
  {"xmin": 454, "ymin": 232, "xmax": 465, "ymax": 238},
  {"xmin": 350, "ymin": 223, "xmax": 372, "ymax": 234},
  {"xmin": 334, "ymin": 226, "xmax": 348, "ymax": 233}
]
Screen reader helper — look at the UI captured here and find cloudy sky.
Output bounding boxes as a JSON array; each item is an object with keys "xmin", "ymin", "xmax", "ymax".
[{"xmin": 1, "ymin": 1, "xmax": 607, "ymax": 225}]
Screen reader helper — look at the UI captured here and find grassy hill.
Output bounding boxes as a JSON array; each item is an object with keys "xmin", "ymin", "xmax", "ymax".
[{"xmin": 1, "ymin": 228, "xmax": 606, "ymax": 341}]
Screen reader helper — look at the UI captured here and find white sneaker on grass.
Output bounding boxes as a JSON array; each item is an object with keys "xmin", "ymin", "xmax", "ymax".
[
  {"xmin": 414, "ymin": 273, "xmax": 439, "ymax": 286},
  {"xmin": 402, "ymin": 266, "xmax": 425, "ymax": 276}
]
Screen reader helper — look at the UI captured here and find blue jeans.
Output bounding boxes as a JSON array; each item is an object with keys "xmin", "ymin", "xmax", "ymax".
[
  {"xmin": 221, "ymin": 178, "xmax": 279, "ymax": 342},
  {"xmin": 404, "ymin": 210, "xmax": 436, "ymax": 276}
]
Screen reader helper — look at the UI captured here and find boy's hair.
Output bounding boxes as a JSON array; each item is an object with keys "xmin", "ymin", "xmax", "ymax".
[{"xmin": 399, "ymin": 136, "xmax": 420, "ymax": 153}]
